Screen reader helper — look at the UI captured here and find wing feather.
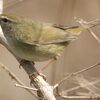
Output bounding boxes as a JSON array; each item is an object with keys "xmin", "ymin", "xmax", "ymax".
[{"xmin": 13, "ymin": 20, "xmax": 78, "ymax": 45}]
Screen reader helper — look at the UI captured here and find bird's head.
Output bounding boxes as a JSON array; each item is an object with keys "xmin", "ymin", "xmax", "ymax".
[
  {"xmin": 0, "ymin": 13, "xmax": 23, "ymax": 28},
  {"xmin": 0, "ymin": 14, "xmax": 26, "ymax": 38}
]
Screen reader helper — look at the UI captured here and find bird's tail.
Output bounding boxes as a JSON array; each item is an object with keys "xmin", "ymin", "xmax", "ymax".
[{"xmin": 65, "ymin": 18, "xmax": 100, "ymax": 36}]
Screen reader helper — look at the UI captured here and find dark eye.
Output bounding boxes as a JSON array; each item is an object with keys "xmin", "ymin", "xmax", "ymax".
[{"xmin": 2, "ymin": 18, "xmax": 8, "ymax": 23}]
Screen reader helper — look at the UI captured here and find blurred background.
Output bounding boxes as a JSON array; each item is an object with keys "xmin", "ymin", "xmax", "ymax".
[{"xmin": 0, "ymin": 0, "xmax": 100, "ymax": 100}]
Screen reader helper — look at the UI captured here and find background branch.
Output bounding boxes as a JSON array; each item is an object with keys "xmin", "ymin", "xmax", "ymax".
[
  {"xmin": 0, "ymin": 62, "xmax": 38, "ymax": 99},
  {"xmin": 54, "ymin": 61, "xmax": 100, "ymax": 87}
]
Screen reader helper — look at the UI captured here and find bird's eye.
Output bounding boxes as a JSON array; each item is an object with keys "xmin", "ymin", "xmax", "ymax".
[{"xmin": 2, "ymin": 18, "xmax": 8, "ymax": 23}]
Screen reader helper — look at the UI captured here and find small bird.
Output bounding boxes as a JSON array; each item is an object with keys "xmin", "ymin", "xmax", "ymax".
[{"xmin": 0, "ymin": 14, "xmax": 100, "ymax": 62}]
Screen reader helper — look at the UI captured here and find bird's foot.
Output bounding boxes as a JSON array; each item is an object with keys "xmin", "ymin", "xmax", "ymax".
[{"xmin": 29, "ymin": 72, "xmax": 46, "ymax": 86}]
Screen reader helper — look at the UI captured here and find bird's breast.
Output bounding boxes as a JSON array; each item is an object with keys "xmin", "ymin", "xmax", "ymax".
[{"xmin": 6, "ymin": 38, "xmax": 66, "ymax": 61}]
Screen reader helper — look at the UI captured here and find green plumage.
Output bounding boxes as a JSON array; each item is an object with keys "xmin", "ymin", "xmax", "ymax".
[{"xmin": 0, "ymin": 14, "xmax": 100, "ymax": 61}]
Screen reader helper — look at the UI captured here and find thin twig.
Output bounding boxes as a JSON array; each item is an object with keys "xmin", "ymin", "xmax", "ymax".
[
  {"xmin": 74, "ymin": 75, "xmax": 100, "ymax": 96},
  {"xmin": 0, "ymin": 62, "xmax": 39, "ymax": 99},
  {"xmin": 62, "ymin": 79, "xmax": 100, "ymax": 93},
  {"xmin": 87, "ymin": 29, "xmax": 100, "ymax": 43},
  {"xmin": 75, "ymin": 17, "xmax": 100, "ymax": 44},
  {"xmin": 54, "ymin": 62, "xmax": 100, "ymax": 87},
  {"xmin": 15, "ymin": 83, "xmax": 38, "ymax": 91},
  {"xmin": 58, "ymin": 95, "xmax": 99, "ymax": 99}
]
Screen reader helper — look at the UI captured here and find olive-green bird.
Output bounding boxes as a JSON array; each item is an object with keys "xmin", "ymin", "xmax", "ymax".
[{"xmin": 0, "ymin": 14, "xmax": 100, "ymax": 62}]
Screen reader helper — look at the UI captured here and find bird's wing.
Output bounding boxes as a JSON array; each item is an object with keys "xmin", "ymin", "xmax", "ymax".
[
  {"xmin": 19, "ymin": 18, "xmax": 100, "ymax": 45},
  {"xmin": 14, "ymin": 22, "xmax": 78, "ymax": 45},
  {"xmin": 37, "ymin": 24, "xmax": 78, "ymax": 45}
]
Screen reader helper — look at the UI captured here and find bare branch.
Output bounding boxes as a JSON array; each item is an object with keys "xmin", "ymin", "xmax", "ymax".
[
  {"xmin": 75, "ymin": 17, "xmax": 100, "ymax": 44},
  {"xmin": 15, "ymin": 83, "xmax": 38, "ymax": 91},
  {"xmin": 54, "ymin": 62, "xmax": 100, "ymax": 87},
  {"xmin": 74, "ymin": 75, "xmax": 100, "ymax": 97},
  {"xmin": 16, "ymin": 60, "xmax": 56, "ymax": 100},
  {"xmin": 57, "ymin": 95, "xmax": 99, "ymax": 99},
  {"xmin": 0, "ymin": 62, "xmax": 39, "ymax": 99},
  {"xmin": 62, "ymin": 78, "xmax": 100, "ymax": 93},
  {"xmin": 57, "ymin": 76, "xmax": 100, "ymax": 99}
]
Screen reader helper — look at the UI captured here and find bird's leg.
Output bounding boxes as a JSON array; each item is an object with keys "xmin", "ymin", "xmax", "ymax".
[
  {"xmin": 38, "ymin": 59, "xmax": 56, "ymax": 80},
  {"xmin": 39, "ymin": 54, "xmax": 60, "ymax": 73},
  {"xmin": 39, "ymin": 59, "xmax": 56, "ymax": 73}
]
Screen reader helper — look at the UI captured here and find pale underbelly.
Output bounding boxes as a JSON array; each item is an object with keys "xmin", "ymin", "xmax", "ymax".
[{"xmin": 9, "ymin": 40, "xmax": 66, "ymax": 62}]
